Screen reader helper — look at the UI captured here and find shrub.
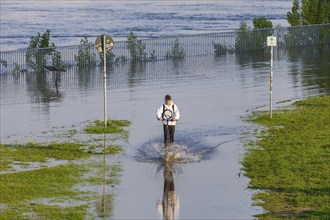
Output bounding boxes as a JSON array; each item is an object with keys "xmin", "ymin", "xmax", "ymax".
[
  {"xmin": 213, "ymin": 42, "xmax": 228, "ymax": 56},
  {"xmin": 165, "ymin": 39, "xmax": 185, "ymax": 60},
  {"xmin": 235, "ymin": 22, "xmax": 252, "ymax": 52},
  {"xmin": 235, "ymin": 19, "xmax": 273, "ymax": 52},
  {"xmin": 75, "ymin": 37, "xmax": 96, "ymax": 67},
  {"xmin": 0, "ymin": 59, "xmax": 7, "ymax": 68},
  {"xmin": 127, "ymin": 32, "xmax": 147, "ymax": 62},
  {"xmin": 26, "ymin": 29, "xmax": 62, "ymax": 71}
]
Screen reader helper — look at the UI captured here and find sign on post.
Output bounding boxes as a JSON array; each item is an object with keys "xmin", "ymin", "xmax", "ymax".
[
  {"xmin": 95, "ymin": 35, "xmax": 114, "ymax": 54},
  {"xmin": 267, "ymin": 36, "xmax": 277, "ymax": 47},
  {"xmin": 95, "ymin": 35, "xmax": 114, "ymax": 126},
  {"xmin": 267, "ymin": 36, "xmax": 277, "ymax": 119}
]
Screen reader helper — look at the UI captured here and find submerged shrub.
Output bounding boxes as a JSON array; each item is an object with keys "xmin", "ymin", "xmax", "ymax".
[
  {"xmin": 213, "ymin": 42, "xmax": 228, "ymax": 56},
  {"xmin": 165, "ymin": 39, "xmax": 185, "ymax": 60},
  {"xmin": 26, "ymin": 29, "xmax": 62, "ymax": 71},
  {"xmin": 127, "ymin": 32, "xmax": 147, "ymax": 62},
  {"xmin": 75, "ymin": 37, "xmax": 97, "ymax": 67}
]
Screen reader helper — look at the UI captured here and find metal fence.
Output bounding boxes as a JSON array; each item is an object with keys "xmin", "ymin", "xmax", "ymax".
[{"xmin": 0, "ymin": 24, "xmax": 329, "ymax": 74}]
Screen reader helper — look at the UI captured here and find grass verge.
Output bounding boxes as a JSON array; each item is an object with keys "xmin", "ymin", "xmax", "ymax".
[{"xmin": 243, "ymin": 96, "xmax": 330, "ymax": 219}]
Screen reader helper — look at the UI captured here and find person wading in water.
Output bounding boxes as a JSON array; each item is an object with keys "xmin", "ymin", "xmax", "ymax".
[{"xmin": 156, "ymin": 95, "xmax": 180, "ymax": 145}]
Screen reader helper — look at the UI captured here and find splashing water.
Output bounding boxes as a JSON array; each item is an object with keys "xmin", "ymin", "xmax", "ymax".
[{"xmin": 134, "ymin": 126, "xmax": 237, "ymax": 164}]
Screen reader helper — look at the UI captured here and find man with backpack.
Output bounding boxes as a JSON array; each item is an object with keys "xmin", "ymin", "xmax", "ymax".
[{"xmin": 156, "ymin": 95, "xmax": 180, "ymax": 144}]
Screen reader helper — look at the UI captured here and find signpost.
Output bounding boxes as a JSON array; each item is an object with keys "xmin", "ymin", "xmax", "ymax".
[
  {"xmin": 267, "ymin": 36, "xmax": 277, "ymax": 119},
  {"xmin": 95, "ymin": 35, "xmax": 114, "ymax": 126}
]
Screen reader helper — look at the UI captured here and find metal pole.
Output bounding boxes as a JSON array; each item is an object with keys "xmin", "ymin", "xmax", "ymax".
[
  {"xmin": 103, "ymin": 35, "xmax": 107, "ymax": 126},
  {"xmin": 102, "ymin": 133, "xmax": 107, "ymax": 214},
  {"xmin": 270, "ymin": 46, "xmax": 273, "ymax": 119}
]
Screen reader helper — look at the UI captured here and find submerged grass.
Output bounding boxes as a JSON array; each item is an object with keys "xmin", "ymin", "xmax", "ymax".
[
  {"xmin": 0, "ymin": 142, "xmax": 89, "ymax": 166},
  {"xmin": 0, "ymin": 163, "xmax": 89, "ymax": 219},
  {"xmin": 243, "ymin": 96, "xmax": 330, "ymax": 219},
  {"xmin": 84, "ymin": 120, "xmax": 131, "ymax": 134},
  {"xmin": 0, "ymin": 119, "xmax": 131, "ymax": 219}
]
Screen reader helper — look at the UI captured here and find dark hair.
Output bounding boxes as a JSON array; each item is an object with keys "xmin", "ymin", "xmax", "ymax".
[{"xmin": 165, "ymin": 95, "xmax": 171, "ymax": 100}]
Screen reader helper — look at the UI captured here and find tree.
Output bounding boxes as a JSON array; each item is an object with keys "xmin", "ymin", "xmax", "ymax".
[
  {"xmin": 253, "ymin": 17, "xmax": 273, "ymax": 29},
  {"xmin": 287, "ymin": 0, "xmax": 302, "ymax": 26},
  {"xmin": 301, "ymin": 0, "xmax": 329, "ymax": 24},
  {"xmin": 287, "ymin": 0, "xmax": 329, "ymax": 26}
]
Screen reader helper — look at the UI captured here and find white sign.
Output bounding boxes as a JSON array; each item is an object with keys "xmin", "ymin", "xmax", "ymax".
[{"xmin": 267, "ymin": 36, "xmax": 277, "ymax": 47}]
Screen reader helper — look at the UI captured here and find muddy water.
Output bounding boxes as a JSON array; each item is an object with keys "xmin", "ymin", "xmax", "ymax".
[{"xmin": 1, "ymin": 47, "xmax": 329, "ymax": 218}]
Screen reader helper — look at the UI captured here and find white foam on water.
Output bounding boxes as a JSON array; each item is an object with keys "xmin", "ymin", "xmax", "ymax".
[{"xmin": 135, "ymin": 142, "xmax": 214, "ymax": 165}]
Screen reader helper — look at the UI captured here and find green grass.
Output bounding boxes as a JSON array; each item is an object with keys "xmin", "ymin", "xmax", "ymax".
[
  {"xmin": 243, "ymin": 96, "xmax": 330, "ymax": 219},
  {"xmin": 0, "ymin": 119, "xmax": 131, "ymax": 219},
  {"xmin": 31, "ymin": 204, "xmax": 88, "ymax": 220},
  {"xmin": 84, "ymin": 120, "xmax": 131, "ymax": 134},
  {"xmin": 0, "ymin": 142, "xmax": 90, "ymax": 166},
  {"xmin": 0, "ymin": 163, "xmax": 89, "ymax": 219}
]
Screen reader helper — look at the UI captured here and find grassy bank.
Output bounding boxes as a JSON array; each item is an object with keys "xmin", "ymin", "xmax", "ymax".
[
  {"xmin": 243, "ymin": 96, "xmax": 330, "ymax": 219},
  {"xmin": 0, "ymin": 120, "xmax": 130, "ymax": 219}
]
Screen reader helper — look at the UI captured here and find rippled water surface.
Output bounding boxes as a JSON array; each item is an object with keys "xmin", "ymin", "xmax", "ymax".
[
  {"xmin": 1, "ymin": 45, "xmax": 329, "ymax": 218},
  {"xmin": 0, "ymin": 0, "xmax": 292, "ymax": 50},
  {"xmin": 1, "ymin": 1, "xmax": 329, "ymax": 218}
]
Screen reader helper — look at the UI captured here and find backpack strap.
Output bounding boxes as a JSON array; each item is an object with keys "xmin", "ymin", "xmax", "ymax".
[
  {"xmin": 172, "ymin": 104, "xmax": 175, "ymax": 112},
  {"xmin": 162, "ymin": 104, "xmax": 165, "ymax": 119}
]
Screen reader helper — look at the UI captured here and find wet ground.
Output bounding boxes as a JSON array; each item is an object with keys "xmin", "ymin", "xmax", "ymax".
[{"xmin": 1, "ymin": 47, "xmax": 329, "ymax": 219}]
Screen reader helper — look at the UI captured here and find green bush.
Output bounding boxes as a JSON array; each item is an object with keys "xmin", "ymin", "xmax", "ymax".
[
  {"xmin": 126, "ymin": 32, "xmax": 157, "ymax": 62},
  {"xmin": 235, "ymin": 22, "xmax": 252, "ymax": 52},
  {"xmin": 165, "ymin": 39, "xmax": 185, "ymax": 60},
  {"xmin": 127, "ymin": 32, "xmax": 147, "ymax": 62},
  {"xmin": 75, "ymin": 37, "xmax": 97, "ymax": 67},
  {"xmin": 213, "ymin": 42, "xmax": 229, "ymax": 56},
  {"xmin": 26, "ymin": 29, "xmax": 62, "ymax": 71},
  {"xmin": 235, "ymin": 19, "xmax": 273, "ymax": 52}
]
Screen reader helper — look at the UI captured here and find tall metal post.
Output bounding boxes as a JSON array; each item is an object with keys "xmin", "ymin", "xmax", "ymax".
[
  {"xmin": 103, "ymin": 35, "xmax": 107, "ymax": 126},
  {"xmin": 270, "ymin": 45, "xmax": 273, "ymax": 119}
]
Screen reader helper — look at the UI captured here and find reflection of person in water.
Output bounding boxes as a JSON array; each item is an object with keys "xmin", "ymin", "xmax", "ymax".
[
  {"xmin": 157, "ymin": 163, "xmax": 179, "ymax": 220},
  {"xmin": 156, "ymin": 95, "xmax": 180, "ymax": 144}
]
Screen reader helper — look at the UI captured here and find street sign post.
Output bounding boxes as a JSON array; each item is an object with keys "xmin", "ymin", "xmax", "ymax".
[
  {"xmin": 95, "ymin": 35, "xmax": 114, "ymax": 126},
  {"xmin": 267, "ymin": 36, "xmax": 277, "ymax": 119}
]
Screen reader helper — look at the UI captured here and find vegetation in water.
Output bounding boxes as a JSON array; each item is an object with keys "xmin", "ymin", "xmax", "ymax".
[
  {"xmin": 75, "ymin": 37, "xmax": 97, "ymax": 67},
  {"xmin": 165, "ymin": 38, "xmax": 185, "ymax": 60},
  {"xmin": 242, "ymin": 96, "xmax": 330, "ymax": 219},
  {"xmin": 235, "ymin": 17, "xmax": 273, "ymax": 52},
  {"xmin": 127, "ymin": 31, "xmax": 156, "ymax": 62},
  {"xmin": 0, "ymin": 59, "xmax": 7, "ymax": 68},
  {"xmin": 26, "ymin": 29, "xmax": 62, "ymax": 71},
  {"xmin": 287, "ymin": 0, "xmax": 329, "ymax": 26},
  {"xmin": 0, "ymin": 120, "xmax": 131, "ymax": 219},
  {"xmin": 286, "ymin": 0, "xmax": 330, "ymax": 46},
  {"xmin": 84, "ymin": 119, "xmax": 131, "ymax": 134}
]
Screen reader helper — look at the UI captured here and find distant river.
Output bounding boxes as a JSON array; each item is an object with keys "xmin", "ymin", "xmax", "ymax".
[{"xmin": 0, "ymin": 0, "xmax": 292, "ymax": 51}]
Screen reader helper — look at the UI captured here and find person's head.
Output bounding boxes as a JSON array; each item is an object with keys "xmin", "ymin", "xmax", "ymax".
[{"xmin": 165, "ymin": 95, "xmax": 172, "ymax": 105}]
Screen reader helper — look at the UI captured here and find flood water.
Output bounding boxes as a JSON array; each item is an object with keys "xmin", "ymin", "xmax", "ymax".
[
  {"xmin": 0, "ymin": 0, "xmax": 292, "ymax": 51},
  {"xmin": 1, "ymin": 46, "xmax": 329, "ymax": 218}
]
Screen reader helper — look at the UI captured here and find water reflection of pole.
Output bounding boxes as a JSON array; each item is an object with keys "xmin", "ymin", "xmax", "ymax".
[{"xmin": 158, "ymin": 162, "xmax": 179, "ymax": 220}]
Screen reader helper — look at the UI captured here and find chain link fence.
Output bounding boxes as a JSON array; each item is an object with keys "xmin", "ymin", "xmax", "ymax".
[{"xmin": 0, "ymin": 24, "xmax": 329, "ymax": 74}]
